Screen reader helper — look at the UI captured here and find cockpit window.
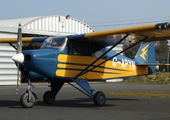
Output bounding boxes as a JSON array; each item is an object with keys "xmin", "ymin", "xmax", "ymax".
[{"xmin": 40, "ymin": 37, "xmax": 67, "ymax": 50}]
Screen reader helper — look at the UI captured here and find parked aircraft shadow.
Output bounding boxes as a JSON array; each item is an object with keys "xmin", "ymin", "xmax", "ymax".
[
  {"xmin": 0, "ymin": 100, "xmax": 22, "ymax": 108},
  {"xmin": 0, "ymin": 97, "xmax": 138, "ymax": 108},
  {"xmin": 36, "ymin": 97, "xmax": 138, "ymax": 108},
  {"xmin": 107, "ymin": 98, "xmax": 139, "ymax": 101}
]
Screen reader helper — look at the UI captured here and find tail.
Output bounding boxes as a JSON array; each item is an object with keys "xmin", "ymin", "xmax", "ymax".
[{"xmin": 134, "ymin": 42, "xmax": 156, "ymax": 74}]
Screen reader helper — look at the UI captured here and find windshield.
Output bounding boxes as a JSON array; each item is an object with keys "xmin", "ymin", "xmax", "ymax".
[{"xmin": 40, "ymin": 37, "xmax": 67, "ymax": 50}]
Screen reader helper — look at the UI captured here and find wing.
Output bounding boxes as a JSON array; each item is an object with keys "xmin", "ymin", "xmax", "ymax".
[
  {"xmin": 0, "ymin": 37, "xmax": 46, "ymax": 43},
  {"xmin": 68, "ymin": 22, "xmax": 170, "ymax": 43},
  {"xmin": 1, "ymin": 22, "xmax": 170, "ymax": 43}
]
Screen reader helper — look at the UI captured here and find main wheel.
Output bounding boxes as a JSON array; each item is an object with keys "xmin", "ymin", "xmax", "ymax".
[
  {"xmin": 93, "ymin": 91, "xmax": 106, "ymax": 106},
  {"xmin": 43, "ymin": 91, "xmax": 55, "ymax": 104},
  {"xmin": 20, "ymin": 92, "xmax": 37, "ymax": 108}
]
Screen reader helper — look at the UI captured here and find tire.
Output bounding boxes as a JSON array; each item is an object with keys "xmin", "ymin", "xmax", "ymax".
[
  {"xmin": 43, "ymin": 91, "xmax": 55, "ymax": 104},
  {"xmin": 93, "ymin": 91, "xmax": 106, "ymax": 106},
  {"xmin": 20, "ymin": 92, "xmax": 37, "ymax": 108}
]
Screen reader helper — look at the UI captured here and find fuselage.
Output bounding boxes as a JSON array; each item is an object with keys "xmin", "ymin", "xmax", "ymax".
[
  {"xmin": 12, "ymin": 36, "xmax": 153, "ymax": 81},
  {"xmin": 21, "ymin": 48, "xmax": 148, "ymax": 81}
]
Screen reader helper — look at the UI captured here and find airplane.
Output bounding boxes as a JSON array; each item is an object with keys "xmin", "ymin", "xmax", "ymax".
[{"xmin": 0, "ymin": 21, "xmax": 170, "ymax": 108}]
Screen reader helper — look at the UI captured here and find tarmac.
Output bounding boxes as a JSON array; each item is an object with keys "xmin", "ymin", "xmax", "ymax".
[{"xmin": 0, "ymin": 82, "xmax": 170, "ymax": 120}]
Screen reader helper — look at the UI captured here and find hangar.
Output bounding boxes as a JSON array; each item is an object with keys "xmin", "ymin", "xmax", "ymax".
[{"xmin": 0, "ymin": 15, "xmax": 95, "ymax": 85}]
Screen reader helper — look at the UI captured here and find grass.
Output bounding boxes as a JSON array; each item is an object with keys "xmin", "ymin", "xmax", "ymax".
[
  {"xmin": 104, "ymin": 90, "xmax": 170, "ymax": 98},
  {"xmin": 104, "ymin": 72, "xmax": 170, "ymax": 98},
  {"xmin": 123, "ymin": 72, "xmax": 170, "ymax": 84}
]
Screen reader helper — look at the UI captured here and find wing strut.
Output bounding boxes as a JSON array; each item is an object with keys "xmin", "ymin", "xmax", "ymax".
[
  {"xmin": 74, "ymin": 34, "xmax": 129, "ymax": 78},
  {"xmin": 9, "ymin": 43, "xmax": 17, "ymax": 50},
  {"xmin": 68, "ymin": 80, "xmax": 93, "ymax": 99},
  {"xmin": 75, "ymin": 36, "xmax": 148, "ymax": 78}
]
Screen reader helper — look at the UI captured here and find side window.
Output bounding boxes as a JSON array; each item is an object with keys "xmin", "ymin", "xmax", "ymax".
[
  {"xmin": 91, "ymin": 41, "xmax": 106, "ymax": 58},
  {"xmin": 68, "ymin": 41, "xmax": 92, "ymax": 56}
]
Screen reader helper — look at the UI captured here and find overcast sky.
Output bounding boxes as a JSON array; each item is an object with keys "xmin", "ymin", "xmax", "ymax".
[{"xmin": 0, "ymin": 0, "xmax": 170, "ymax": 31}]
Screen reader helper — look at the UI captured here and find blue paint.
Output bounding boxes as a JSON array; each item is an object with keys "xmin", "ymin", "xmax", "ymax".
[
  {"xmin": 134, "ymin": 42, "xmax": 156, "ymax": 74},
  {"xmin": 67, "ymin": 34, "xmax": 85, "ymax": 40},
  {"xmin": 32, "ymin": 37, "xmax": 47, "ymax": 42},
  {"xmin": 23, "ymin": 49, "xmax": 66, "ymax": 79},
  {"xmin": 28, "ymin": 71, "xmax": 45, "ymax": 80}
]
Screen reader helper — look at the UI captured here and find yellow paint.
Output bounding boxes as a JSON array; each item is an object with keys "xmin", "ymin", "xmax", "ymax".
[
  {"xmin": 56, "ymin": 66, "xmax": 147, "ymax": 80},
  {"xmin": 83, "ymin": 22, "xmax": 170, "ymax": 43},
  {"xmin": 58, "ymin": 63, "xmax": 99, "ymax": 72},
  {"xmin": 140, "ymin": 44, "xmax": 149, "ymax": 61},
  {"xmin": 56, "ymin": 70, "xmax": 86, "ymax": 79},
  {"xmin": 56, "ymin": 54, "xmax": 149, "ymax": 80},
  {"xmin": 0, "ymin": 37, "xmax": 34, "ymax": 43},
  {"xmin": 84, "ymin": 24, "xmax": 156, "ymax": 38},
  {"xmin": 58, "ymin": 54, "xmax": 92, "ymax": 64}
]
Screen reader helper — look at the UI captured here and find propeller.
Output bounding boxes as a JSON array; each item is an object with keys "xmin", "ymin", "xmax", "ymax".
[{"xmin": 16, "ymin": 23, "xmax": 22, "ymax": 94}]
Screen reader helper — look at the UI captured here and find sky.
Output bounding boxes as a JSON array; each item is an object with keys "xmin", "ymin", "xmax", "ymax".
[{"xmin": 1, "ymin": 0, "xmax": 170, "ymax": 31}]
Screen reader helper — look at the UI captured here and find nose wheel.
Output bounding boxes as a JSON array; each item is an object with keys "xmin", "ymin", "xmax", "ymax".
[
  {"xmin": 20, "ymin": 92, "xmax": 37, "ymax": 108},
  {"xmin": 20, "ymin": 79, "xmax": 37, "ymax": 108}
]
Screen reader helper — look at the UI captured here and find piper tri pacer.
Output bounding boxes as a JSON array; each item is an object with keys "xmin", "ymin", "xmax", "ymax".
[{"xmin": 1, "ymin": 22, "xmax": 170, "ymax": 108}]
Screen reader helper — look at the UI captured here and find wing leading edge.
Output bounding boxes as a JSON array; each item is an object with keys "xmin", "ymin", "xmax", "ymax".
[
  {"xmin": 0, "ymin": 22, "xmax": 170, "ymax": 43},
  {"xmin": 68, "ymin": 22, "xmax": 170, "ymax": 43},
  {"xmin": 85, "ymin": 22, "xmax": 170, "ymax": 42},
  {"xmin": 0, "ymin": 37, "xmax": 46, "ymax": 43}
]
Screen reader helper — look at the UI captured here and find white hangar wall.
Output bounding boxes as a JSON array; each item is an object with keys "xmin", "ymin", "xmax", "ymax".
[
  {"xmin": 0, "ymin": 34, "xmax": 18, "ymax": 85},
  {"xmin": 23, "ymin": 16, "xmax": 94, "ymax": 34},
  {"xmin": 0, "ymin": 15, "xmax": 95, "ymax": 36},
  {"xmin": 0, "ymin": 43, "xmax": 18, "ymax": 85}
]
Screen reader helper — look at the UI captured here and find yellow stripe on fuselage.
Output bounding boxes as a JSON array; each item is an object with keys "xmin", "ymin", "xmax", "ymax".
[
  {"xmin": 57, "ymin": 54, "xmax": 106, "ymax": 66},
  {"xmin": 56, "ymin": 54, "xmax": 148, "ymax": 80},
  {"xmin": 58, "ymin": 63, "xmax": 127, "ymax": 73}
]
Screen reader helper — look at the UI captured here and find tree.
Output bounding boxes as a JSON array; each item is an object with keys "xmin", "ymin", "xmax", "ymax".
[
  {"xmin": 155, "ymin": 40, "xmax": 169, "ymax": 63},
  {"xmin": 123, "ymin": 43, "xmax": 140, "ymax": 59}
]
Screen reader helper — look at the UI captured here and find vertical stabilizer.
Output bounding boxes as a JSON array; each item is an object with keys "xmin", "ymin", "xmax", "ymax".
[{"xmin": 134, "ymin": 42, "xmax": 156, "ymax": 73}]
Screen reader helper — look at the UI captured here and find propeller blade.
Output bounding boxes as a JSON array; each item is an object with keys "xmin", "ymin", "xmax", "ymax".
[
  {"xmin": 16, "ymin": 23, "xmax": 22, "ymax": 94},
  {"xmin": 17, "ymin": 23, "xmax": 22, "ymax": 53},
  {"xmin": 16, "ymin": 64, "xmax": 20, "ymax": 94}
]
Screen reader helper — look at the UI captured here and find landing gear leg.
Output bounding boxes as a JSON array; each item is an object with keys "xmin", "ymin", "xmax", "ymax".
[{"xmin": 20, "ymin": 79, "xmax": 37, "ymax": 108}]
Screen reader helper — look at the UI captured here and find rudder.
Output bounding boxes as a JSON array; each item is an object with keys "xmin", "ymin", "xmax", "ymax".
[
  {"xmin": 134, "ymin": 42, "xmax": 156, "ymax": 74},
  {"xmin": 134, "ymin": 42, "xmax": 156, "ymax": 64}
]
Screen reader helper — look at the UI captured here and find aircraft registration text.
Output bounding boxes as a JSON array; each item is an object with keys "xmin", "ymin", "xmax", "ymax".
[{"xmin": 112, "ymin": 57, "xmax": 135, "ymax": 70}]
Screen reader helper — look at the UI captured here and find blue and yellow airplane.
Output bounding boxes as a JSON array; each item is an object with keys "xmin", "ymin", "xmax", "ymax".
[{"xmin": 0, "ymin": 22, "xmax": 170, "ymax": 108}]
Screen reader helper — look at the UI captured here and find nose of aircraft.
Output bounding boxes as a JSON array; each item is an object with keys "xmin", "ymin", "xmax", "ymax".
[{"xmin": 12, "ymin": 53, "xmax": 24, "ymax": 64}]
